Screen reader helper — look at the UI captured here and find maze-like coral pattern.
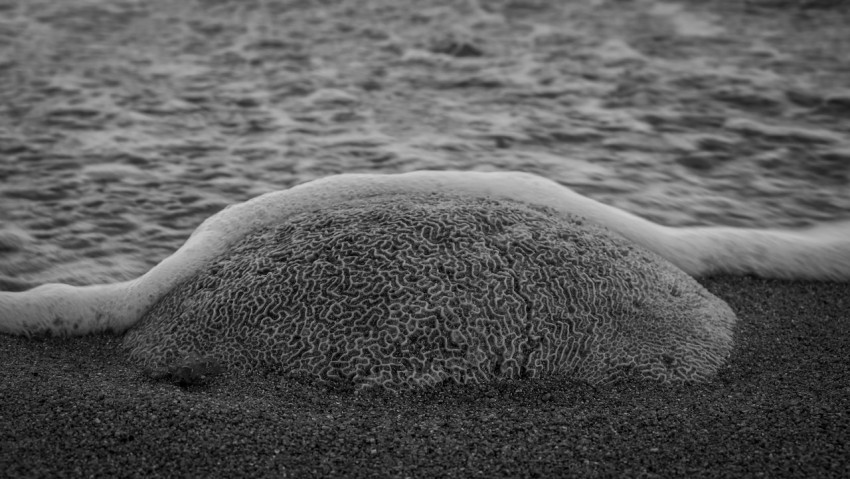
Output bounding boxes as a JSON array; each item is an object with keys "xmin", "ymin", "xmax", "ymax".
[{"xmin": 123, "ymin": 194, "xmax": 736, "ymax": 391}]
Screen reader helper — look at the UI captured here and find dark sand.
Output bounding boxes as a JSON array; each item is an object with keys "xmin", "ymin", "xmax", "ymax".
[{"xmin": 2, "ymin": 276, "xmax": 848, "ymax": 478}]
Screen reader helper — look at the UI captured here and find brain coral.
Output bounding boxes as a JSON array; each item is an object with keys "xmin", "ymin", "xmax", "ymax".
[{"xmin": 123, "ymin": 193, "xmax": 736, "ymax": 391}]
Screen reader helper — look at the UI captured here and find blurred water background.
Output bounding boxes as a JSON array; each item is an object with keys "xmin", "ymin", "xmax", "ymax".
[{"xmin": 0, "ymin": 0, "xmax": 848, "ymax": 287}]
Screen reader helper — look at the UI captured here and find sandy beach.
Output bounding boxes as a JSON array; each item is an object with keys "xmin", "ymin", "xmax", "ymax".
[{"xmin": 2, "ymin": 276, "xmax": 848, "ymax": 477}]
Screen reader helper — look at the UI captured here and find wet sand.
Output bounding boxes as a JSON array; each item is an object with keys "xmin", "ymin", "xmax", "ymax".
[{"xmin": 2, "ymin": 276, "xmax": 848, "ymax": 478}]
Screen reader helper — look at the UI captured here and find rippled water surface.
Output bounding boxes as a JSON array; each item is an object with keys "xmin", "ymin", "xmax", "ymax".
[{"xmin": 1, "ymin": 0, "xmax": 848, "ymax": 286}]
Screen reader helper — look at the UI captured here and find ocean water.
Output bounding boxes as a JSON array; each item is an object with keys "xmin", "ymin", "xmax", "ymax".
[{"xmin": 0, "ymin": 0, "xmax": 848, "ymax": 287}]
